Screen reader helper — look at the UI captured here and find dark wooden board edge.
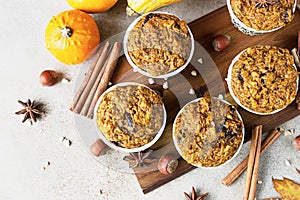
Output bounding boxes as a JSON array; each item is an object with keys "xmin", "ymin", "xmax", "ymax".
[
  {"xmin": 135, "ymin": 159, "xmax": 195, "ymax": 194},
  {"xmin": 132, "ymin": 5, "xmax": 300, "ymax": 194}
]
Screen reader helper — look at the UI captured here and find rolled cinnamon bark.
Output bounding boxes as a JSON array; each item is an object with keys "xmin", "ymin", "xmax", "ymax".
[
  {"xmin": 222, "ymin": 128, "xmax": 280, "ymax": 186},
  {"xmin": 87, "ymin": 42, "xmax": 122, "ymax": 118},
  {"xmin": 243, "ymin": 125, "xmax": 262, "ymax": 200},
  {"xmin": 73, "ymin": 41, "xmax": 110, "ymax": 114},
  {"xmin": 80, "ymin": 48, "xmax": 110, "ymax": 116},
  {"xmin": 70, "ymin": 42, "xmax": 108, "ymax": 111}
]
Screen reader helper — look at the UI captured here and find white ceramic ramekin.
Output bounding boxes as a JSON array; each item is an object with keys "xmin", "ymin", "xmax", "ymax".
[
  {"xmin": 226, "ymin": 46, "xmax": 299, "ymax": 115},
  {"xmin": 172, "ymin": 97, "xmax": 245, "ymax": 169},
  {"xmin": 94, "ymin": 82, "xmax": 167, "ymax": 153},
  {"xmin": 226, "ymin": 0, "xmax": 297, "ymax": 36},
  {"xmin": 123, "ymin": 11, "xmax": 194, "ymax": 79}
]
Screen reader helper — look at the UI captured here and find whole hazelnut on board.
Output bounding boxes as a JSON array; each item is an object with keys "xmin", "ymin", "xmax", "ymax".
[
  {"xmin": 294, "ymin": 135, "xmax": 300, "ymax": 150},
  {"xmin": 157, "ymin": 153, "xmax": 179, "ymax": 175},
  {"xmin": 39, "ymin": 70, "xmax": 59, "ymax": 86},
  {"xmin": 212, "ymin": 34, "xmax": 231, "ymax": 51}
]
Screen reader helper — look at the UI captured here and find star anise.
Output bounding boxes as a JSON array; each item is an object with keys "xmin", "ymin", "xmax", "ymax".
[
  {"xmin": 123, "ymin": 149, "xmax": 157, "ymax": 168},
  {"xmin": 15, "ymin": 99, "xmax": 44, "ymax": 123},
  {"xmin": 184, "ymin": 187, "xmax": 208, "ymax": 200},
  {"xmin": 252, "ymin": 0, "xmax": 279, "ymax": 8}
]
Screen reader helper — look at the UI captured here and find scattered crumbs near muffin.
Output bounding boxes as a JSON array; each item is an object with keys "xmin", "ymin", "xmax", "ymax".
[
  {"xmin": 97, "ymin": 189, "xmax": 103, "ymax": 195},
  {"xmin": 257, "ymin": 180, "xmax": 263, "ymax": 184},
  {"xmin": 277, "ymin": 127, "xmax": 285, "ymax": 133},
  {"xmin": 197, "ymin": 58, "xmax": 203, "ymax": 64},
  {"xmin": 41, "ymin": 161, "xmax": 51, "ymax": 171},
  {"xmin": 189, "ymin": 88, "xmax": 195, "ymax": 95},
  {"xmin": 63, "ymin": 139, "xmax": 72, "ymax": 147},
  {"xmin": 61, "ymin": 77, "xmax": 70, "ymax": 84},
  {"xmin": 284, "ymin": 159, "xmax": 292, "ymax": 167},
  {"xmin": 191, "ymin": 70, "xmax": 197, "ymax": 76},
  {"xmin": 218, "ymin": 94, "xmax": 224, "ymax": 100},
  {"xmin": 163, "ymin": 82, "xmax": 169, "ymax": 89},
  {"xmin": 148, "ymin": 78, "xmax": 155, "ymax": 85},
  {"xmin": 284, "ymin": 129, "xmax": 295, "ymax": 136},
  {"xmin": 60, "ymin": 136, "xmax": 72, "ymax": 147},
  {"xmin": 108, "ymin": 82, "xmax": 113, "ymax": 86}
]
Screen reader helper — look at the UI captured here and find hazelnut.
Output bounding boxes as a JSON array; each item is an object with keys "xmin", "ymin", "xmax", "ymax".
[
  {"xmin": 90, "ymin": 139, "xmax": 108, "ymax": 156},
  {"xmin": 293, "ymin": 135, "xmax": 300, "ymax": 150},
  {"xmin": 157, "ymin": 153, "xmax": 179, "ymax": 175},
  {"xmin": 39, "ymin": 70, "xmax": 59, "ymax": 86},
  {"xmin": 212, "ymin": 34, "xmax": 231, "ymax": 51}
]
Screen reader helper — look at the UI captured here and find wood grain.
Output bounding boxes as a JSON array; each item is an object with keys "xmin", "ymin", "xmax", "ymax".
[{"xmin": 110, "ymin": 6, "xmax": 300, "ymax": 194}]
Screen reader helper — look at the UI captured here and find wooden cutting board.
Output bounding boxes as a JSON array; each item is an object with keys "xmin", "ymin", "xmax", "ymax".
[{"xmin": 110, "ymin": 6, "xmax": 300, "ymax": 194}]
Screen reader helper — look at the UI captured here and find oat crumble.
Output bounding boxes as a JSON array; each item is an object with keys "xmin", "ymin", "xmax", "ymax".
[
  {"xmin": 127, "ymin": 13, "xmax": 192, "ymax": 76},
  {"xmin": 231, "ymin": 0, "xmax": 295, "ymax": 31},
  {"xmin": 231, "ymin": 45, "xmax": 298, "ymax": 114},
  {"xmin": 96, "ymin": 85, "xmax": 164, "ymax": 149},
  {"xmin": 173, "ymin": 97, "xmax": 244, "ymax": 167}
]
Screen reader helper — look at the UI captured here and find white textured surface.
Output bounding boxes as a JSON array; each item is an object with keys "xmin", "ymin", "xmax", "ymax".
[{"xmin": 1, "ymin": 0, "xmax": 300, "ymax": 199}]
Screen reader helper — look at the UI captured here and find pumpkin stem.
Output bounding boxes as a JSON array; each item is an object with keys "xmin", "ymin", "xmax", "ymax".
[{"xmin": 61, "ymin": 26, "xmax": 73, "ymax": 38}]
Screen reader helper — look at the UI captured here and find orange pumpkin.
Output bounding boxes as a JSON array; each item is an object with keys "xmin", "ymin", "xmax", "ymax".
[
  {"xmin": 45, "ymin": 10, "xmax": 100, "ymax": 65},
  {"xmin": 66, "ymin": 0, "xmax": 118, "ymax": 13}
]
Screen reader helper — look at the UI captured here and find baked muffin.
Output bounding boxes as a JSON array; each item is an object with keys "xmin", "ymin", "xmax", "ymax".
[
  {"xmin": 96, "ymin": 83, "xmax": 165, "ymax": 149},
  {"xmin": 229, "ymin": 45, "xmax": 298, "ymax": 114},
  {"xmin": 228, "ymin": 0, "xmax": 296, "ymax": 35},
  {"xmin": 126, "ymin": 12, "xmax": 193, "ymax": 77},
  {"xmin": 173, "ymin": 97, "xmax": 244, "ymax": 167}
]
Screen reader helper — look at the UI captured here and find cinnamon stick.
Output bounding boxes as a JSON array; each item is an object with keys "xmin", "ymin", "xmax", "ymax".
[
  {"xmin": 80, "ymin": 46, "xmax": 112, "ymax": 116},
  {"xmin": 296, "ymin": 89, "xmax": 300, "ymax": 110},
  {"xmin": 222, "ymin": 128, "xmax": 280, "ymax": 186},
  {"xmin": 298, "ymin": 30, "xmax": 300, "ymax": 53},
  {"xmin": 248, "ymin": 125, "xmax": 262, "ymax": 200},
  {"xmin": 87, "ymin": 42, "xmax": 122, "ymax": 118},
  {"xmin": 243, "ymin": 125, "xmax": 262, "ymax": 200},
  {"xmin": 69, "ymin": 43, "xmax": 106, "ymax": 111},
  {"xmin": 73, "ymin": 41, "xmax": 110, "ymax": 114}
]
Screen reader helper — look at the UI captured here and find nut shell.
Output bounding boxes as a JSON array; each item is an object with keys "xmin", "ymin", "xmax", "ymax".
[{"xmin": 39, "ymin": 70, "xmax": 59, "ymax": 87}]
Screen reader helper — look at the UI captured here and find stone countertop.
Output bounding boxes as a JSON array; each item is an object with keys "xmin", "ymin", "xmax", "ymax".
[{"xmin": 1, "ymin": 0, "xmax": 299, "ymax": 199}]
